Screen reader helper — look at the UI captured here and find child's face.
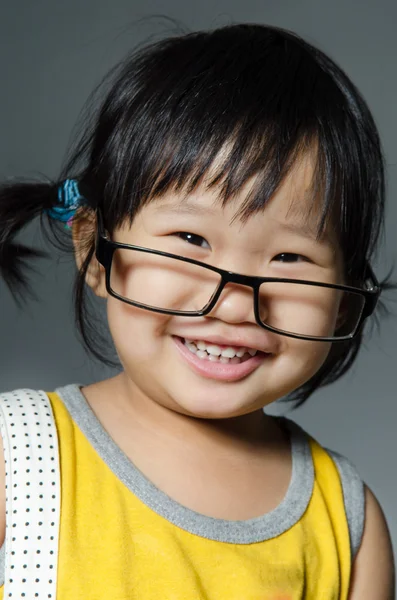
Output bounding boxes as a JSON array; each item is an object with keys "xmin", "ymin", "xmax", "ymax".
[{"xmin": 99, "ymin": 155, "xmax": 344, "ymax": 419}]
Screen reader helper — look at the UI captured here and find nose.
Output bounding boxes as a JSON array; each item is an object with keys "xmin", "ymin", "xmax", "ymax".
[{"xmin": 207, "ymin": 282, "xmax": 258, "ymax": 325}]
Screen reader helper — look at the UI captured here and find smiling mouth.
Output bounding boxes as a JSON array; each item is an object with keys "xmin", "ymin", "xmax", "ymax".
[
  {"xmin": 172, "ymin": 336, "xmax": 270, "ymax": 382},
  {"xmin": 180, "ymin": 337, "xmax": 267, "ymax": 364}
]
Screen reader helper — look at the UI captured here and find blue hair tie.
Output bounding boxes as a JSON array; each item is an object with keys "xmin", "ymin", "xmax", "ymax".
[{"xmin": 46, "ymin": 179, "xmax": 86, "ymax": 227}]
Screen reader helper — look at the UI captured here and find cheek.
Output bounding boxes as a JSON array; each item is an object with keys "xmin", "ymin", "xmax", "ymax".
[
  {"xmin": 262, "ymin": 287, "xmax": 342, "ymax": 338},
  {"xmin": 106, "ymin": 297, "xmax": 165, "ymax": 363},
  {"xmin": 282, "ymin": 338, "xmax": 332, "ymax": 387}
]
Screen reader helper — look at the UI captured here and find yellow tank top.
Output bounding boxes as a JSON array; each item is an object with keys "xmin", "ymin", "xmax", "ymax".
[{"xmin": 0, "ymin": 384, "xmax": 364, "ymax": 599}]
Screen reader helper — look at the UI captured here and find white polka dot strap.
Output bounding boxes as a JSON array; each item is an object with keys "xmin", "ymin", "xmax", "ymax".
[{"xmin": 0, "ymin": 389, "xmax": 61, "ymax": 599}]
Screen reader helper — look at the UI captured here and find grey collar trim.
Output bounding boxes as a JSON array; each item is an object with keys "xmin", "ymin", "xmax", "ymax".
[{"xmin": 55, "ymin": 384, "xmax": 314, "ymax": 545}]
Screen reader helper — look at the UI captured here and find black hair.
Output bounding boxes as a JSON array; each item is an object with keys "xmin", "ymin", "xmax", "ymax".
[{"xmin": 0, "ymin": 23, "xmax": 390, "ymax": 406}]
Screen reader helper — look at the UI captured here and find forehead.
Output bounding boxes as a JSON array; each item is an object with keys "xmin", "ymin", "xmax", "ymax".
[{"xmin": 146, "ymin": 152, "xmax": 330, "ymax": 241}]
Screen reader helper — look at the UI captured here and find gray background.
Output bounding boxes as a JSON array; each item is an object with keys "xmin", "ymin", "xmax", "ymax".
[{"xmin": 1, "ymin": 0, "xmax": 396, "ymax": 558}]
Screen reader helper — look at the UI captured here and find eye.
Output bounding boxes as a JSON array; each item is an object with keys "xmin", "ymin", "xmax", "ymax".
[
  {"xmin": 174, "ymin": 232, "xmax": 210, "ymax": 249},
  {"xmin": 273, "ymin": 253, "xmax": 309, "ymax": 263}
]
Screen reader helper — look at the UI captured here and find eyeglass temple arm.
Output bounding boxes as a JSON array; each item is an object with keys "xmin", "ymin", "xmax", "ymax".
[
  {"xmin": 361, "ymin": 262, "xmax": 381, "ymax": 318},
  {"xmin": 365, "ymin": 262, "xmax": 380, "ymax": 291}
]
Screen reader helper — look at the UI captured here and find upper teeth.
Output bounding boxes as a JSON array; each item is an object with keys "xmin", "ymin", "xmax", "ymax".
[{"xmin": 185, "ymin": 339, "xmax": 257, "ymax": 358}]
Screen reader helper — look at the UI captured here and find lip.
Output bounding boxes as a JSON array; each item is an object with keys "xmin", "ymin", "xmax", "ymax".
[{"xmin": 172, "ymin": 336, "xmax": 269, "ymax": 382}]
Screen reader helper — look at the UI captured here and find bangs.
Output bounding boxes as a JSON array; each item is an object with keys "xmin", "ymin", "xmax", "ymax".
[
  {"xmin": 137, "ymin": 124, "xmax": 323, "ymax": 230},
  {"xmin": 79, "ymin": 24, "xmax": 384, "ymax": 278}
]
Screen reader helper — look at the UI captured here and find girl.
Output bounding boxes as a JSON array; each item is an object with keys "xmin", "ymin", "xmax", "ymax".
[{"xmin": 0, "ymin": 23, "xmax": 394, "ymax": 600}]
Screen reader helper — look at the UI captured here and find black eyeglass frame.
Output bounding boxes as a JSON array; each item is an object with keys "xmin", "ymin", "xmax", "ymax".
[{"xmin": 95, "ymin": 210, "xmax": 381, "ymax": 343}]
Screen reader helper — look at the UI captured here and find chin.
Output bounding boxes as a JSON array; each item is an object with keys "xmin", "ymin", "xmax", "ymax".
[{"xmin": 174, "ymin": 393, "xmax": 264, "ymax": 420}]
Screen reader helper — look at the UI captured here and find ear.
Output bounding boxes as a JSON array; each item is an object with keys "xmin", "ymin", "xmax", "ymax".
[{"xmin": 71, "ymin": 209, "xmax": 107, "ymax": 299}]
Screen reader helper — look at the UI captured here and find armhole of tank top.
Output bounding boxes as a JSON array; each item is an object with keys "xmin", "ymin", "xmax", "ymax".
[
  {"xmin": 325, "ymin": 448, "xmax": 366, "ymax": 562},
  {"xmin": 0, "ymin": 389, "xmax": 61, "ymax": 597}
]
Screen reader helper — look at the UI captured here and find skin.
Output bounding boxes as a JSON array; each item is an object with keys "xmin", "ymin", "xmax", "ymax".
[{"xmin": 0, "ymin": 155, "xmax": 393, "ymax": 596}]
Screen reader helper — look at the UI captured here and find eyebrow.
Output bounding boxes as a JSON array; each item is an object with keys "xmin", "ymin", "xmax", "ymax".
[
  {"xmin": 152, "ymin": 202, "xmax": 219, "ymax": 216},
  {"xmin": 278, "ymin": 221, "xmax": 330, "ymax": 243},
  {"xmin": 152, "ymin": 202, "xmax": 330, "ymax": 243}
]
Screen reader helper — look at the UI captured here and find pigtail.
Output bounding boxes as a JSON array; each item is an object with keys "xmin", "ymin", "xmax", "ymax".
[{"xmin": 0, "ymin": 180, "xmax": 57, "ymax": 302}]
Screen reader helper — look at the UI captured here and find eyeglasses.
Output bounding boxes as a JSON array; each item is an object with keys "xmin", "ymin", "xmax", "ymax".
[{"xmin": 95, "ymin": 210, "xmax": 381, "ymax": 342}]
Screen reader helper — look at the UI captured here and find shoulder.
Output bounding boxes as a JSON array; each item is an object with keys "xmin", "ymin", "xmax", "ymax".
[
  {"xmin": 348, "ymin": 485, "xmax": 395, "ymax": 599},
  {"xmin": 323, "ymin": 447, "xmax": 395, "ymax": 598},
  {"xmin": 286, "ymin": 420, "xmax": 395, "ymax": 598}
]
